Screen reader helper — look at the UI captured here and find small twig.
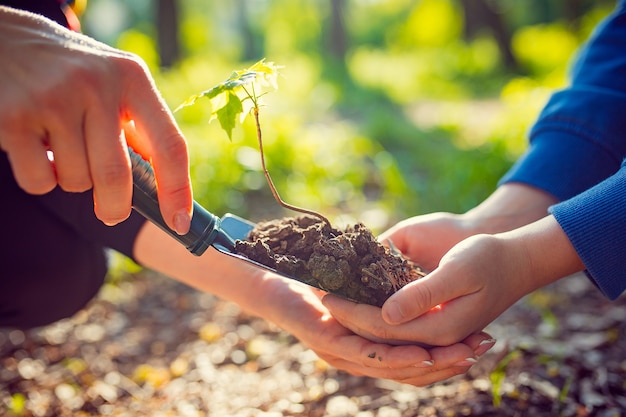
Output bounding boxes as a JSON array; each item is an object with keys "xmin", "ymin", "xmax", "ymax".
[{"xmin": 377, "ymin": 262, "xmax": 400, "ymax": 291}]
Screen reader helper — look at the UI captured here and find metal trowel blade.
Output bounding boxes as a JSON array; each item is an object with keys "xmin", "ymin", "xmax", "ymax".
[
  {"xmin": 214, "ymin": 213, "xmax": 255, "ymax": 250},
  {"xmin": 213, "ymin": 213, "xmax": 287, "ymax": 275}
]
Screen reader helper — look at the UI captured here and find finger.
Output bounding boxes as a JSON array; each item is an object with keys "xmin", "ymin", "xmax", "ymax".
[
  {"xmin": 394, "ymin": 293, "xmax": 500, "ymax": 345},
  {"xmin": 462, "ymin": 331, "xmax": 497, "ymax": 356},
  {"xmin": 3, "ymin": 130, "xmax": 57, "ymax": 194},
  {"xmin": 319, "ymin": 333, "xmax": 434, "ymax": 369},
  {"xmin": 377, "ymin": 215, "xmax": 428, "ymax": 254},
  {"xmin": 327, "ymin": 355, "xmax": 471, "ymax": 387},
  {"xmin": 84, "ymin": 102, "xmax": 132, "ymax": 226},
  {"xmin": 325, "ymin": 292, "xmax": 487, "ymax": 347},
  {"xmin": 392, "ymin": 342, "xmax": 480, "ymax": 386},
  {"xmin": 430, "ymin": 342, "xmax": 478, "ymax": 368},
  {"xmin": 322, "ymin": 339, "xmax": 479, "ymax": 387},
  {"xmin": 395, "ymin": 364, "xmax": 473, "ymax": 387},
  {"xmin": 323, "ymin": 295, "xmax": 419, "ymax": 345},
  {"xmin": 378, "ymin": 222, "xmax": 411, "ymax": 253},
  {"xmin": 47, "ymin": 114, "xmax": 92, "ymax": 193},
  {"xmin": 382, "ymin": 268, "xmax": 468, "ymax": 325},
  {"xmin": 400, "ymin": 343, "xmax": 479, "ymax": 385},
  {"xmin": 323, "ymin": 295, "xmax": 461, "ymax": 347},
  {"xmin": 122, "ymin": 62, "xmax": 192, "ymax": 235}
]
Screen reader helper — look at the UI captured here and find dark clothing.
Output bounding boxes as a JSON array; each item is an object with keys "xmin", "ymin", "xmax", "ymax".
[
  {"xmin": 0, "ymin": 0, "xmax": 68, "ymax": 26},
  {"xmin": 0, "ymin": 1, "xmax": 147, "ymax": 328},
  {"xmin": 0, "ymin": 157, "xmax": 146, "ymax": 329}
]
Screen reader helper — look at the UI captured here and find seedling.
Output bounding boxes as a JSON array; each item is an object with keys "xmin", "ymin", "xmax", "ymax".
[
  {"xmin": 176, "ymin": 59, "xmax": 424, "ymax": 306},
  {"xmin": 176, "ymin": 59, "xmax": 331, "ymax": 227}
]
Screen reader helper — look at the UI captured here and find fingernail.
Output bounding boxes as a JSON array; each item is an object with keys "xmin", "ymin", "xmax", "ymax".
[
  {"xmin": 475, "ymin": 339, "xmax": 497, "ymax": 356},
  {"xmin": 384, "ymin": 300, "xmax": 404, "ymax": 324},
  {"xmin": 415, "ymin": 360, "xmax": 435, "ymax": 367},
  {"xmin": 454, "ymin": 357, "xmax": 478, "ymax": 367},
  {"xmin": 173, "ymin": 210, "xmax": 191, "ymax": 235}
]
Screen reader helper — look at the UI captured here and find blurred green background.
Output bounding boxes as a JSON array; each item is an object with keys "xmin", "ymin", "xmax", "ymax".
[{"xmin": 81, "ymin": 0, "xmax": 613, "ymax": 233}]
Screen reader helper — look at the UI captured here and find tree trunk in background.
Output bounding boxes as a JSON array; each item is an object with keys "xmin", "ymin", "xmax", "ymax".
[
  {"xmin": 461, "ymin": 0, "xmax": 517, "ymax": 70},
  {"xmin": 562, "ymin": 0, "xmax": 583, "ymax": 30},
  {"xmin": 322, "ymin": 0, "xmax": 351, "ymax": 87},
  {"xmin": 237, "ymin": 0, "xmax": 261, "ymax": 61},
  {"xmin": 328, "ymin": 0, "xmax": 348, "ymax": 61},
  {"xmin": 157, "ymin": 0, "xmax": 180, "ymax": 68}
]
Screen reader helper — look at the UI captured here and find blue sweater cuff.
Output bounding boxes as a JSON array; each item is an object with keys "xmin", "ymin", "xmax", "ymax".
[{"xmin": 549, "ymin": 164, "xmax": 626, "ymax": 300}]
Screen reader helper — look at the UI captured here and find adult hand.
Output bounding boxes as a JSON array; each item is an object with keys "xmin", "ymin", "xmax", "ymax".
[
  {"xmin": 0, "ymin": 6, "xmax": 192, "ymax": 233},
  {"xmin": 257, "ymin": 273, "xmax": 496, "ymax": 387},
  {"xmin": 134, "ymin": 219, "xmax": 497, "ymax": 387}
]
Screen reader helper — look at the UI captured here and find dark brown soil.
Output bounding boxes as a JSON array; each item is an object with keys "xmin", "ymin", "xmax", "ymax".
[{"xmin": 234, "ymin": 215, "xmax": 426, "ymax": 306}]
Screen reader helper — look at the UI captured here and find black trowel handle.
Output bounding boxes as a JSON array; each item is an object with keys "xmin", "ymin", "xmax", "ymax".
[{"xmin": 129, "ymin": 148, "xmax": 235, "ymax": 255}]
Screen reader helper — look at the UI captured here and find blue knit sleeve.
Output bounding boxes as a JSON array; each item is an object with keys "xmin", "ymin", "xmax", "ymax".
[
  {"xmin": 549, "ymin": 162, "xmax": 626, "ymax": 300},
  {"xmin": 499, "ymin": 2, "xmax": 626, "ymax": 299},
  {"xmin": 500, "ymin": 2, "xmax": 626, "ymax": 199}
]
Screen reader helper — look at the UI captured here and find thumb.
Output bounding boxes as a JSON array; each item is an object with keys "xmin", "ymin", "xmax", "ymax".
[{"xmin": 381, "ymin": 268, "xmax": 464, "ymax": 325}]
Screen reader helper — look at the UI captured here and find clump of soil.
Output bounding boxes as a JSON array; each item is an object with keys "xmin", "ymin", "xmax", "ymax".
[{"xmin": 234, "ymin": 215, "xmax": 426, "ymax": 306}]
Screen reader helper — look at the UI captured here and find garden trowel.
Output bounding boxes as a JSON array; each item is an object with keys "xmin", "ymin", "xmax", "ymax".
[{"xmin": 129, "ymin": 148, "xmax": 271, "ymax": 269}]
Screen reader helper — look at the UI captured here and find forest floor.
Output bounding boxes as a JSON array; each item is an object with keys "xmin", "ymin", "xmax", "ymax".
[{"xmin": 1, "ymin": 268, "xmax": 625, "ymax": 417}]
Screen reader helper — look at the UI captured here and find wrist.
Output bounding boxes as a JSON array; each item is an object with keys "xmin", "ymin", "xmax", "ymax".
[
  {"xmin": 497, "ymin": 216, "xmax": 585, "ymax": 294},
  {"xmin": 461, "ymin": 183, "xmax": 558, "ymax": 234}
]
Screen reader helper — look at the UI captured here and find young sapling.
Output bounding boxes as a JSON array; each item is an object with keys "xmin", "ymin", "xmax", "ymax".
[
  {"xmin": 176, "ymin": 59, "xmax": 425, "ymax": 306},
  {"xmin": 176, "ymin": 59, "xmax": 331, "ymax": 227}
]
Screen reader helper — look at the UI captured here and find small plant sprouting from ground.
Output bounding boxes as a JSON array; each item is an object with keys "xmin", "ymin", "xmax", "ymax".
[
  {"xmin": 175, "ymin": 59, "xmax": 331, "ymax": 227},
  {"xmin": 489, "ymin": 349, "xmax": 521, "ymax": 407}
]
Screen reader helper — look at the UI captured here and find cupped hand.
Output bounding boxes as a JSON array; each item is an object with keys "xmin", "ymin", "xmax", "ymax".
[
  {"xmin": 324, "ymin": 214, "xmax": 585, "ymax": 349},
  {"xmin": 0, "ymin": 6, "xmax": 192, "ymax": 233},
  {"xmin": 257, "ymin": 273, "xmax": 496, "ymax": 387},
  {"xmin": 379, "ymin": 212, "xmax": 476, "ymax": 272},
  {"xmin": 325, "ymin": 234, "xmax": 527, "ymax": 347},
  {"xmin": 379, "ymin": 216, "xmax": 583, "ymax": 344}
]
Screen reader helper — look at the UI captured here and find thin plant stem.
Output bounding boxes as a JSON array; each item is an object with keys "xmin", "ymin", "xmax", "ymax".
[{"xmin": 252, "ymin": 106, "xmax": 332, "ymax": 228}]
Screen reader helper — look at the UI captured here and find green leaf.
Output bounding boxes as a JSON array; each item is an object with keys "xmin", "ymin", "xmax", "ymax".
[
  {"xmin": 247, "ymin": 59, "xmax": 281, "ymax": 90},
  {"xmin": 174, "ymin": 84, "xmax": 227, "ymax": 113},
  {"xmin": 174, "ymin": 59, "xmax": 281, "ymax": 137},
  {"xmin": 173, "ymin": 92, "xmax": 204, "ymax": 113},
  {"xmin": 216, "ymin": 92, "xmax": 243, "ymax": 140},
  {"xmin": 223, "ymin": 70, "xmax": 258, "ymax": 90}
]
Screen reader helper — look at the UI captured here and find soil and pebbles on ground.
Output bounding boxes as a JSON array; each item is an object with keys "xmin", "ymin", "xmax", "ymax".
[{"xmin": 1, "ymin": 267, "xmax": 625, "ymax": 416}]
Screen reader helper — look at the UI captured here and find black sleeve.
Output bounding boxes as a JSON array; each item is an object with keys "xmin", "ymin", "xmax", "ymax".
[
  {"xmin": 0, "ymin": 152, "xmax": 146, "ymax": 261},
  {"xmin": 0, "ymin": 0, "xmax": 68, "ymax": 26},
  {"xmin": 36, "ymin": 187, "xmax": 147, "ymax": 261}
]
